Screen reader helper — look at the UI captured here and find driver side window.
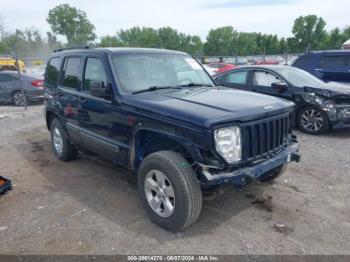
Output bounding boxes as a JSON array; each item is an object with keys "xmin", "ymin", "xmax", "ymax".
[
  {"xmin": 253, "ymin": 71, "xmax": 283, "ymax": 87},
  {"xmin": 83, "ymin": 57, "xmax": 108, "ymax": 92}
]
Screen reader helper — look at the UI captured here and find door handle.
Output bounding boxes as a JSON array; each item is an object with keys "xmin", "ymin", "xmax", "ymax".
[
  {"xmin": 315, "ymin": 68, "xmax": 324, "ymax": 71},
  {"xmin": 79, "ymin": 96, "xmax": 88, "ymax": 102}
]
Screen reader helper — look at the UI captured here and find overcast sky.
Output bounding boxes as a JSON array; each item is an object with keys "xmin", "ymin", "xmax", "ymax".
[{"xmin": 0, "ymin": 0, "xmax": 349, "ymax": 41}]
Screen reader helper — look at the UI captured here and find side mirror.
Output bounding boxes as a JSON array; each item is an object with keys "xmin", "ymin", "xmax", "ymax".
[
  {"xmin": 90, "ymin": 81, "xmax": 111, "ymax": 99},
  {"xmin": 271, "ymin": 82, "xmax": 288, "ymax": 89}
]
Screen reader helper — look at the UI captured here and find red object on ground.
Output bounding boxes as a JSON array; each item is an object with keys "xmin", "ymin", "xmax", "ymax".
[{"xmin": 207, "ymin": 63, "xmax": 237, "ymax": 74}]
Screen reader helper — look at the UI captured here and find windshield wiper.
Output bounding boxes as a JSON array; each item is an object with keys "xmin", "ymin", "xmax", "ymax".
[
  {"xmin": 132, "ymin": 85, "xmax": 181, "ymax": 94},
  {"xmin": 179, "ymin": 83, "xmax": 214, "ymax": 88}
]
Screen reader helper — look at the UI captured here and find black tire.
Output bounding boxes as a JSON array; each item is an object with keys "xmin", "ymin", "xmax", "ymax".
[
  {"xmin": 297, "ymin": 106, "xmax": 330, "ymax": 135},
  {"xmin": 259, "ymin": 164, "xmax": 287, "ymax": 182},
  {"xmin": 12, "ymin": 91, "xmax": 28, "ymax": 107},
  {"xmin": 50, "ymin": 118, "xmax": 77, "ymax": 161},
  {"xmin": 138, "ymin": 151, "xmax": 202, "ymax": 231}
]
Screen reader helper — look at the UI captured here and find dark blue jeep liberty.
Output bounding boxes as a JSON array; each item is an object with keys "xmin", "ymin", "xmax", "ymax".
[{"xmin": 43, "ymin": 47, "xmax": 300, "ymax": 231}]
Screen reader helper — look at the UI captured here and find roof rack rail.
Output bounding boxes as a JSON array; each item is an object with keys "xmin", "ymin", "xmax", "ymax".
[{"xmin": 53, "ymin": 45, "xmax": 93, "ymax": 53}]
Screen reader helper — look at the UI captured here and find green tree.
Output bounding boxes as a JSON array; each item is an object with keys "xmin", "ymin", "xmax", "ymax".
[
  {"xmin": 98, "ymin": 26, "xmax": 203, "ymax": 55},
  {"xmin": 292, "ymin": 15, "xmax": 326, "ymax": 52},
  {"xmin": 204, "ymin": 26, "xmax": 237, "ymax": 56},
  {"xmin": 47, "ymin": 4, "xmax": 96, "ymax": 45}
]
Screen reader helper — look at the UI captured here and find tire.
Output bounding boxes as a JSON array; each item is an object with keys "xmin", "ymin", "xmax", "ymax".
[
  {"xmin": 138, "ymin": 151, "xmax": 202, "ymax": 231},
  {"xmin": 297, "ymin": 106, "xmax": 330, "ymax": 135},
  {"xmin": 259, "ymin": 164, "xmax": 287, "ymax": 182},
  {"xmin": 12, "ymin": 91, "xmax": 28, "ymax": 106},
  {"xmin": 50, "ymin": 118, "xmax": 77, "ymax": 161}
]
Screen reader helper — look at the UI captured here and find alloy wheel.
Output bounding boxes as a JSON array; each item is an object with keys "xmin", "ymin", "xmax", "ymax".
[
  {"xmin": 301, "ymin": 109, "xmax": 324, "ymax": 133},
  {"xmin": 13, "ymin": 91, "xmax": 27, "ymax": 106},
  {"xmin": 144, "ymin": 169, "xmax": 175, "ymax": 218},
  {"xmin": 52, "ymin": 127, "xmax": 64, "ymax": 155}
]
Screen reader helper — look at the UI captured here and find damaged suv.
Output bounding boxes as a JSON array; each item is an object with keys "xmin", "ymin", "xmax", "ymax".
[
  {"xmin": 215, "ymin": 66, "xmax": 350, "ymax": 135},
  {"xmin": 44, "ymin": 47, "xmax": 300, "ymax": 231}
]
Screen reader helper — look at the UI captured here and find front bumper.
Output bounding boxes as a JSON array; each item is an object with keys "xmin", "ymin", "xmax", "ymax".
[
  {"xmin": 200, "ymin": 143, "xmax": 300, "ymax": 187},
  {"xmin": 327, "ymin": 107, "xmax": 350, "ymax": 129}
]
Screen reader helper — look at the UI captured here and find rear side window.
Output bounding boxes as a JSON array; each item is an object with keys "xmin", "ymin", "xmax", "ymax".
[
  {"xmin": 0, "ymin": 73, "xmax": 17, "ymax": 82},
  {"xmin": 319, "ymin": 55, "xmax": 348, "ymax": 67},
  {"xmin": 61, "ymin": 57, "xmax": 82, "ymax": 89},
  {"xmin": 293, "ymin": 55, "xmax": 313, "ymax": 67},
  {"xmin": 45, "ymin": 57, "xmax": 61, "ymax": 88},
  {"xmin": 224, "ymin": 71, "xmax": 248, "ymax": 84}
]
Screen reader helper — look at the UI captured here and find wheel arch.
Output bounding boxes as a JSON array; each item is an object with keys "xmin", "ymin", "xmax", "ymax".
[
  {"xmin": 45, "ymin": 110, "xmax": 58, "ymax": 130},
  {"xmin": 130, "ymin": 128, "xmax": 204, "ymax": 170}
]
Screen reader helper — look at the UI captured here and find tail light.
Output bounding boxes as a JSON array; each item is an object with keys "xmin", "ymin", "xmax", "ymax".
[{"xmin": 31, "ymin": 79, "xmax": 44, "ymax": 89}]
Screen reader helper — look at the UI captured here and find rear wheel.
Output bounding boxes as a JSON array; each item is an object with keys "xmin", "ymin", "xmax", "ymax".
[
  {"xmin": 50, "ymin": 118, "xmax": 77, "ymax": 161},
  {"xmin": 12, "ymin": 91, "xmax": 28, "ymax": 106},
  {"xmin": 138, "ymin": 151, "xmax": 202, "ymax": 231},
  {"xmin": 297, "ymin": 106, "xmax": 329, "ymax": 135}
]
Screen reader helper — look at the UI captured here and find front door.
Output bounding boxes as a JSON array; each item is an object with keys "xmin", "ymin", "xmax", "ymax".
[
  {"xmin": 251, "ymin": 70, "xmax": 292, "ymax": 101},
  {"xmin": 77, "ymin": 56, "xmax": 129, "ymax": 166}
]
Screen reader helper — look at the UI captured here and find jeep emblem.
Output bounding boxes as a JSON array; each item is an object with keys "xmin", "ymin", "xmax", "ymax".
[{"xmin": 264, "ymin": 105, "xmax": 273, "ymax": 110}]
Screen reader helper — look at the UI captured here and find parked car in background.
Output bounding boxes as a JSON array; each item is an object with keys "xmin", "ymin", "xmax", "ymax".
[
  {"xmin": 214, "ymin": 65, "xmax": 350, "ymax": 135},
  {"xmin": 0, "ymin": 71, "xmax": 44, "ymax": 106},
  {"xmin": 206, "ymin": 62, "xmax": 236, "ymax": 74},
  {"xmin": 202, "ymin": 64, "xmax": 216, "ymax": 76},
  {"xmin": 292, "ymin": 50, "xmax": 350, "ymax": 83},
  {"xmin": 0, "ymin": 54, "xmax": 26, "ymax": 72},
  {"xmin": 253, "ymin": 59, "xmax": 280, "ymax": 65},
  {"xmin": 43, "ymin": 47, "xmax": 300, "ymax": 231}
]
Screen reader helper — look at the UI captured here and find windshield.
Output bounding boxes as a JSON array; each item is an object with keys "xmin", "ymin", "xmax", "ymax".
[
  {"xmin": 111, "ymin": 54, "xmax": 214, "ymax": 94},
  {"xmin": 275, "ymin": 67, "xmax": 325, "ymax": 87}
]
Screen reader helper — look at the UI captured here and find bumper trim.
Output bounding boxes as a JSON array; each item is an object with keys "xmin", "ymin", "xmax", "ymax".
[{"xmin": 201, "ymin": 143, "xmax": 300, "ymax": 186}]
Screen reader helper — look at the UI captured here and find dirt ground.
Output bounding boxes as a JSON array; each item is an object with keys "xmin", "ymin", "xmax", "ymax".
[{"xmin": 0, "ymin": 104, "xmax": 349, "ymax": 255}]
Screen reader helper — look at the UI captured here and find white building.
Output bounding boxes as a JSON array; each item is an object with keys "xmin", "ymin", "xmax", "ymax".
[{"xmin": 342, "ymin": 39, "xmax": 350, "ymax": 49}]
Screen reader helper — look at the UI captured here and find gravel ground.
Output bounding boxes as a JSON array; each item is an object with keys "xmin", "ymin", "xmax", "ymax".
[{"xmin": 0, "ymin": 105, "xmax": 349, "ymax": 255}]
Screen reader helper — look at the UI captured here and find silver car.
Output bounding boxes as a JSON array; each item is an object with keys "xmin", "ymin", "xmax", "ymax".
[{"xmin": 0, "ymin": 70, "xmax": 44, "ymax": 106}]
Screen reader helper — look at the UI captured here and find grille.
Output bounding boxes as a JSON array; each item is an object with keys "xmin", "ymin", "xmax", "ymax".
[{"xmin": 241, "ymin": 113, "xmax": 291, "ymax": 162}]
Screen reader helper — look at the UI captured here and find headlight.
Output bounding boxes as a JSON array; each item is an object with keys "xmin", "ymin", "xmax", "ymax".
[{"xmin": 214, "ymin": 126, "xmax": 241, "ymax": 164}]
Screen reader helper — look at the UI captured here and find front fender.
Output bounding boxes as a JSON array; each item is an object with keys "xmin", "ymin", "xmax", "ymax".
[{"xmin": 129, "ymin": 125, "xmax": 206, "ymax": 170}]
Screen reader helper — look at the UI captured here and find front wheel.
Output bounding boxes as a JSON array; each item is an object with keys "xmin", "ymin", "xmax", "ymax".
[
  {"xmin": 138, "ymin": 151, "xmax": 202, "ymax": 231},
  {"xmin": 297, "ymin": 106, "xmax": 330, "ymax": 135}
]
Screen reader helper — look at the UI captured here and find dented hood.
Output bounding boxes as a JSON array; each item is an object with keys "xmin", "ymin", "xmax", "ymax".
[{"xmin": 304, "ymin": 82, "xmax": 350, "ymax": 99}]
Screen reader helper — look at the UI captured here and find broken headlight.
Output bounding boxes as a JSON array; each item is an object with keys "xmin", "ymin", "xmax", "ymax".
[{"xmin": 214, "ymin": 126, "xmax": 241, "ymax": 164}]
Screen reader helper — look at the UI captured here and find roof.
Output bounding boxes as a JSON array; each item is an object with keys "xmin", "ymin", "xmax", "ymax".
[
  {"xmin": 53, "ymin": 47, "xmax": 188, "ymax": 56},
  {"xmin": 342, "ymin": 39, "xmax": 350, "ymax": 45},
  {"xmin": 306, "ymin": 49, "xmax": 350, "ymax": 54},
  {"xmin": 232, "ymin": 65, "xmax": 288, "ymax": 70}
]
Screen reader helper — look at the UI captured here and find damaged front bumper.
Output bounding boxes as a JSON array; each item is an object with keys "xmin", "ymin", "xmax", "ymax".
[
  {"xmin": 200, "ymin": 143, "xmax": 300, "ymax": 187},
  {"xmin": 327, "ymin": 106, "xmax": 350, "ymax": 129}
]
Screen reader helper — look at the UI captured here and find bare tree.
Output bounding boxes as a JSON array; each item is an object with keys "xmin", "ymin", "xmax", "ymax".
[{"xmin": 0, "ymin": 15, "xmax": 6, "ymax": 40}]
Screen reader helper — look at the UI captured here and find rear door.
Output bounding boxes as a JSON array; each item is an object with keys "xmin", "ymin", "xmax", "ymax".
[
  {"xmin": 317, "ymin": 54, "xmax": 350, "ymax": 83},
  {"xmin": 215, "ymin": 70, "xmax": 250, "ymax": 90},
  {"xmin": 56, "ymin": 56, "xmax": 83, "ymax": 143},
  {"xmin": 0, "ymin": 73, "xmax": 19, "ymax": 103}
]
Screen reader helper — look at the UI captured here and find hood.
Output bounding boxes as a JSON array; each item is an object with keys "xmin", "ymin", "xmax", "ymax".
[
  {"xmin": 123, "ymin": 87, "xmax": 295, "ymax": 128},
  {"xmin": 304, "ymin": 82, "xmax": 350, "ymax": 99}
]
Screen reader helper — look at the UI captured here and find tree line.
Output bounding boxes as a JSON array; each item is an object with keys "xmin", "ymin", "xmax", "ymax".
[{"xmin": 1, "ymin": 4, "xmax": 350, "ymax": 58}]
